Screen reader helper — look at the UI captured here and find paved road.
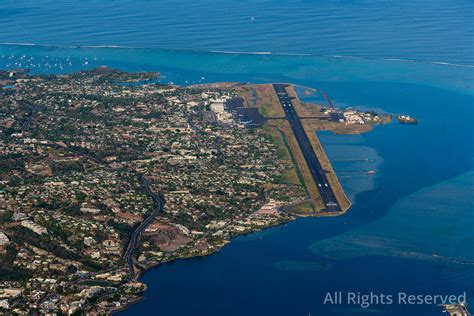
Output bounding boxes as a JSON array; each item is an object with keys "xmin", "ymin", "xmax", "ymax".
[
  {"xmin": 273, "ymin": 84, "xmax": 340, "ymax": 212},
  {"xmin": 124, "ymin": 175, "xmax": 164, "ymax": 279}
]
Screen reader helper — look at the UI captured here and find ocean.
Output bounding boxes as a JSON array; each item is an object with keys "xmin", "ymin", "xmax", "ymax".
[
  {"xmin": 1, "ymin": 0, "xmax": 474, "ymax": 65},
  {"xmin": 1, "ymin": 1, "xmax": 473, "ymax": 315}
]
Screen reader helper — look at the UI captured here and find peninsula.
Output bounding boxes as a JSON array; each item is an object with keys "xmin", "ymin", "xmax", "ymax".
[{"xmin": 0, "ymin": 68, "xmax": 391, "ymax": 314}]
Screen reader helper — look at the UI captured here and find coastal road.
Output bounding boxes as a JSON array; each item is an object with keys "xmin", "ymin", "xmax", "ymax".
[
  {"xmin": 124, "ymin": 175, "xmax": 164, "ymax": 279},
  {"xmin": 273, "ymin": 84, "xmax": 340, "ymax": 212}
]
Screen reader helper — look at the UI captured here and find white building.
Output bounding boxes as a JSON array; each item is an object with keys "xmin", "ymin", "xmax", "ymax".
[
  {"xmin": 21, "ymin": 220, "xmax": 48, "ymax": 235},
  {"xmin": 0, "ymin": 299, "xmax": 10, "ymax": 309},
  {"xmin": 0, "ymin": 232, "xmax": 9, "ymax": 246}
]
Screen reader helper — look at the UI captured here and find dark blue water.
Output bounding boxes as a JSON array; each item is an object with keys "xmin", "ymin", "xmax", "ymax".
[
  {"xmin": 120, "ymin": 71, "xmax": 474, "ymax": 316},
  {"xmin": 1, "ymin": 44, "xmax": 472, "ymax": 316},
  {"xmin": 1, "ymin": 0, "xmax": 474, "ymax": 65},
  {"xmin": 0, "ymin": 1, "xmax": 473, "ymax": 314}
]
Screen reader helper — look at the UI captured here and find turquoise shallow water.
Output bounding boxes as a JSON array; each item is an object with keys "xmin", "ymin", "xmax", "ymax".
[
  {"xmin": 1, "ymin": 44, "xmax": 473, "ymax": 315},
  {"xmin": 1, "ymin": 1, "xmax": 473, "ymax": 314},
  {"xmin": 311, "ymin": 171, "xmax": 474, "ymax": 263},
  {"xmin": 1, "ymin": 44, "xmax": 473, "ymax": 93}
]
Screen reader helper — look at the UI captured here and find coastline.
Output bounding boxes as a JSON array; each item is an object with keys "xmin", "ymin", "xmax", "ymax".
[
  {"xmin": 0, "ymin": 2, "xmax": 473, "ymax": 312},
  {"xmin": 235, "ymin": 83, "xmax": 388, "ymax": 217},
  {"xmin": 0, "ymin": 70, "xmax": 415, "ymax": 314},
  {"xmin": 114, "ymin": 216, "xmax": 293, "ymax": 314}
]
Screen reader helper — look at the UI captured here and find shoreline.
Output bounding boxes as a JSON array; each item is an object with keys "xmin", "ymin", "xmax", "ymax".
[
  {"xmin": 113, "ymin": 217, "xmax": 292, "ymax": 314},
  {"xmin": 235, "ymin": 83, "xmax": 385, "ymax": 217},
  {"xmin": 0, "ymin": 69, "xmax": 394, "ymax": 314}
]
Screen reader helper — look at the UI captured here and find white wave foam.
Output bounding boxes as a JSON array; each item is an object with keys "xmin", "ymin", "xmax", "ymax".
[
  {"xmin": 80, "ymin": 45, "xmax": 135, "ymax": 49},
  {"xmin": 0, "ymin": 42, "xmax": 38, "ymax": 46},
  {"xmin": 209, "ymin": 50, "xmax": 272, "ymax": 55},
  {"xmin": 381, "ymin": 58, "xmax": 415, "ymax": 62},
  {"xmin": 331, "ymin": 55, "xmax": 364, "ymax": 59},
  {"xmin": 430, "ymin": 61, "xmax": 474, "ymax": 68},
  {"xmin": 1, "ymin": 42, "xmax": 473, "ymax": 69}
]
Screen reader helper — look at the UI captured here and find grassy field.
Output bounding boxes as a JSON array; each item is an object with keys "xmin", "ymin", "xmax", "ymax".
[
  {"xmin": 285, "ymin": 85, "xmax": 327, "ymax": 118},
  {"xmin": 261, "ymin": 123, "xmax": 301, "ymax": 186},
  {"xmin": 250, "ymin": 84, "xmax": 286, "ymax": 118},
  {"xmin": 234, "ymin": 83, "xmax": 374, "ymax": 216}
]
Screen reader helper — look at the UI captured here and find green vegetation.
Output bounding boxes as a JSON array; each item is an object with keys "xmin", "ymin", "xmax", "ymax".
[
  {"xmin": 12, "ymin": 227, "xmax": 81, "ymax": 260},
  {"xmin": 108, "ymin": 220, "xmax": 137, "ymax": 240},
  {"xmin": 0, "ymin": 267, "xmax": 33, "ymax": 282},
  {"xmin": 0, "ymin": 210, "xmax": 12, "ymax": 224},
  {"xmin": 81, "ymin": 280, "xmax": 115, "ymax": 287},
  {"xmin": 278, "ymin": 129, "xmax": 309, "ymax": 195}
]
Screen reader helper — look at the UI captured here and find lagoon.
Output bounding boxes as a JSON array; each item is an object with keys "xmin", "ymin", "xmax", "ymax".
[{"xmin": 0, "ymin": 37, "xmax": 472, "ymax": 316}]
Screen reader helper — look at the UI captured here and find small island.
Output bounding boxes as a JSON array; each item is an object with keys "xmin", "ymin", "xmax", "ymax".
[{"xmin": 396, "ymin": 114, "xmax": 418, "ymax": 124}]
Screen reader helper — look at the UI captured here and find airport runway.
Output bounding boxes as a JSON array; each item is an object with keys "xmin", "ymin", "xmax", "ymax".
[{"xmin": 273, "ymin": 84, "xmax": 340, "ymax": 212}]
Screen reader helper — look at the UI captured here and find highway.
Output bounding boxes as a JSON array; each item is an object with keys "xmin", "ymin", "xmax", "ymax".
[
  {"xmin": 273, "ymin": 84, "xmax": 340, "ymax": 212},
  {"xmin": 124, "ymin": 175, "xmax": 164, "ymax": 279}
]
